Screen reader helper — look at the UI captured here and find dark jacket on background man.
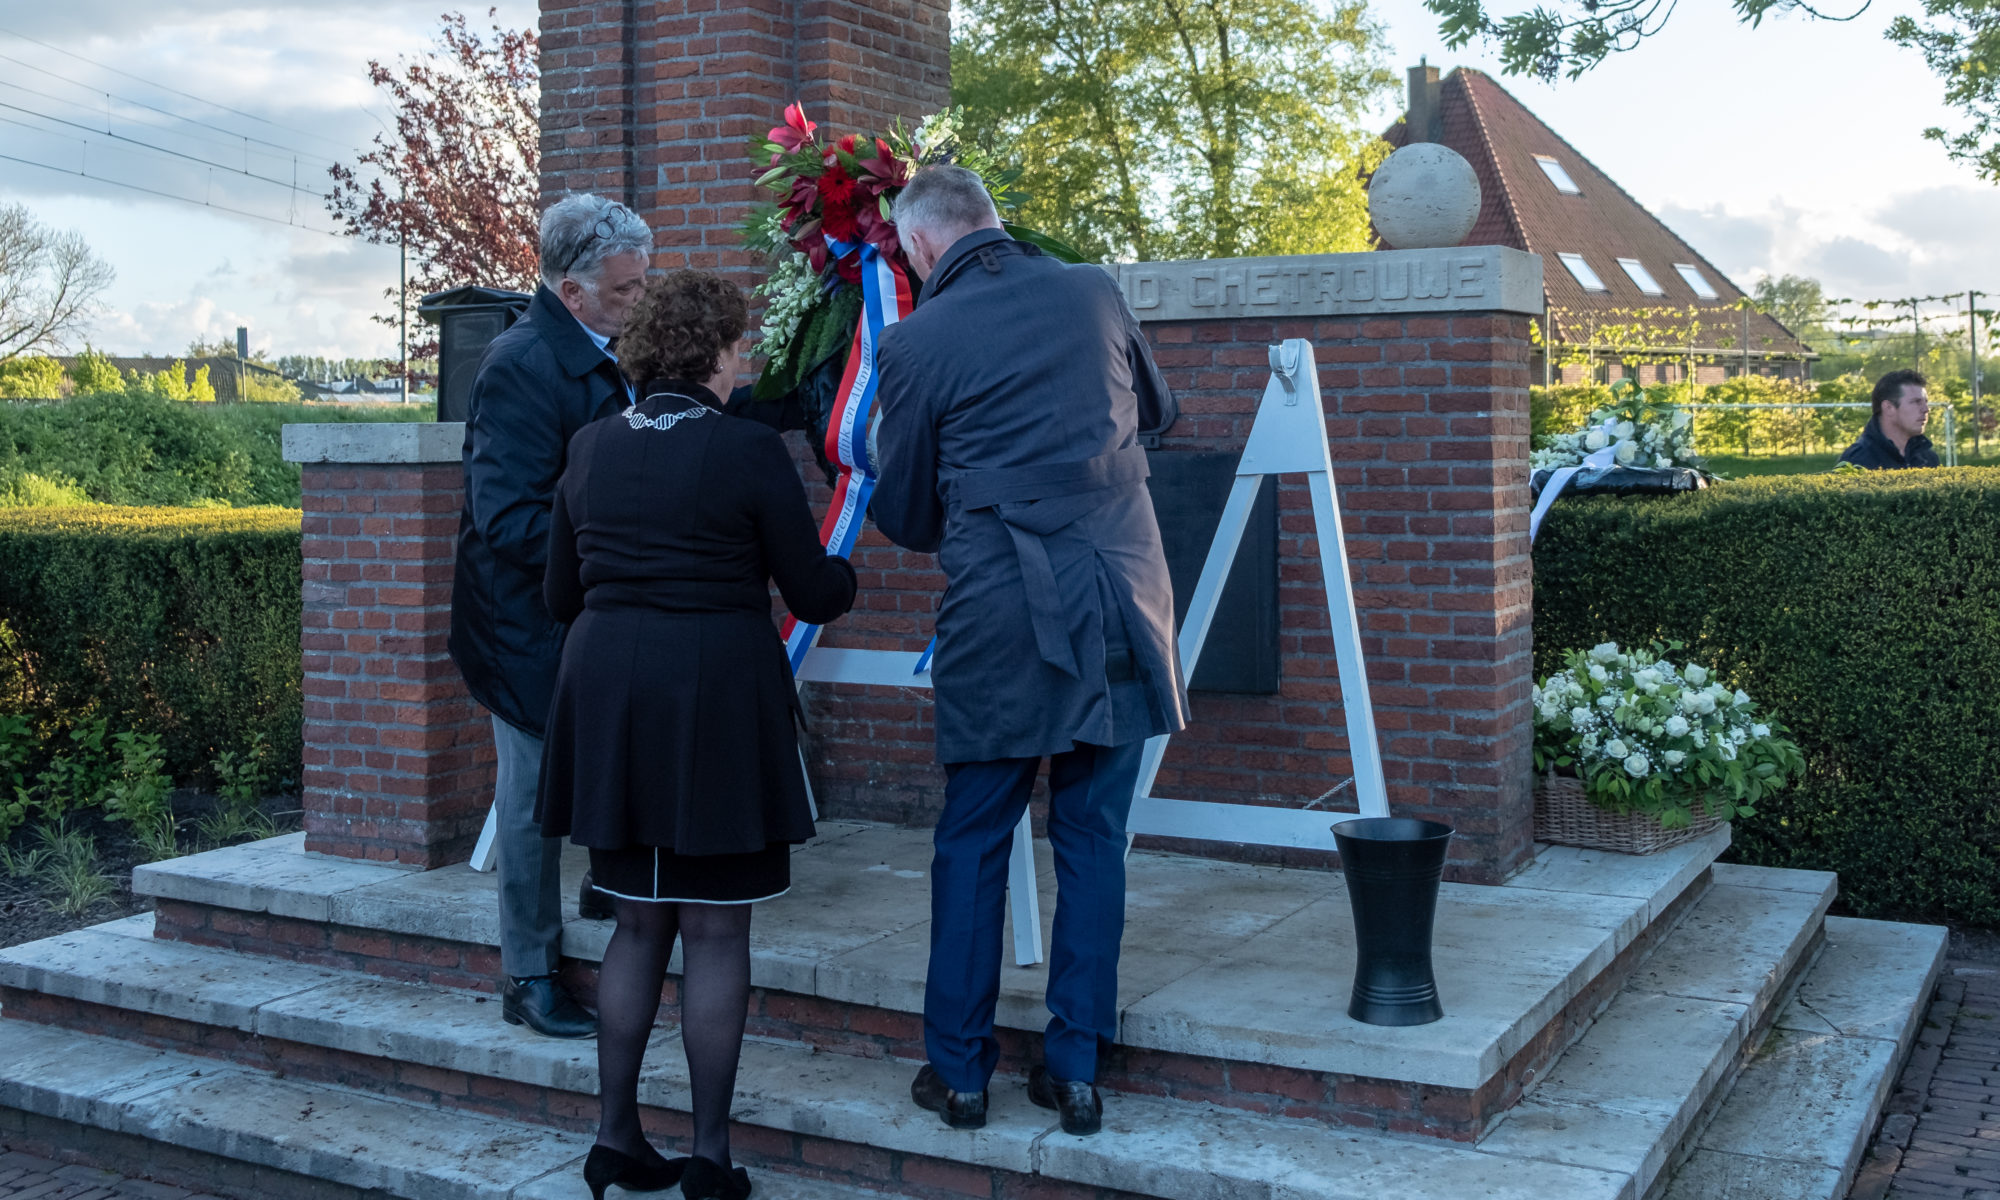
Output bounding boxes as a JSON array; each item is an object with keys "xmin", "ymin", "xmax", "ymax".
[
  {"xmin": 1838, "ymin": 417, "xmax": 1940, "ymax": 471},
  {"xmin": 872, "ymin": 228, "xmax": 1190, "ymax": 764},
  {"xmin": 449, "ymin": 285, "xmax": 628, "ymax": 733}
]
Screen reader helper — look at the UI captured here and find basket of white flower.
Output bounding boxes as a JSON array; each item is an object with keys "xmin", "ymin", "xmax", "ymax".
[{"xmin": 1530, "ymin": 641, "xmax": 1805, "ymax": 855}]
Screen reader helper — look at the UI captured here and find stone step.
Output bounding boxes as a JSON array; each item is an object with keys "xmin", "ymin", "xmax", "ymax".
[
  {"xmin": 129, "ymin": 822, "xmax": 1731, "ymax": 1138},
  {"xmin": 0, "ymin": 1018, "xmax": 891, "ymax": 1200},
  {"xmin": 0, "ymin": 861, "xmax": 1885, "ymax": 1200},
  {"xmin": 1657, "ymin": 915, "xmax": 1948, "ymax": 1200}
]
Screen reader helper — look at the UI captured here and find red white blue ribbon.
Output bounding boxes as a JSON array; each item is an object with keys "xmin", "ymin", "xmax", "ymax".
[{"xmin": 782, "ymin": 239, "xmax": 916, "ymax": 672}]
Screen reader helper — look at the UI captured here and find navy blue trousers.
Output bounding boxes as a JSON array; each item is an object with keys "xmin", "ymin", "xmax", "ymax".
[{"xmin": 924, "ymin": 739, "xmax": 1144, "ymax": 1092}]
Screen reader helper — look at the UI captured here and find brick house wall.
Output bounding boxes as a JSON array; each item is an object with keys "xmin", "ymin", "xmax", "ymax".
[{"xmin": 537, "ymin": 0, "xmax": 951, "ymax": 281}]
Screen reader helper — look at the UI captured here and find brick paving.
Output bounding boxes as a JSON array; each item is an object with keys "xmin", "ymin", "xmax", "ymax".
[
  {"xmin": 0, "ymin": 1150, "xmax": 235, "ymax": 1200},
  {"xmin": 1851, "ymin": 957, "xmax": 2000, "ymax": 1199}
]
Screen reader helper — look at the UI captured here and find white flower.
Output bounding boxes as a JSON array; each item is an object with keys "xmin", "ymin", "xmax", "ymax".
[
  {"xmin": 1734, "ymin": 689, "xmax": 1752, "ymax": 707},
  {"xmin": 1692, "ymin": 729, "xmax": 1708, "ymax": 748},
  {"xmin": 1692, "ymin": 692, "xmax": 1717, "ymax": 715},
  {"xmin": 1584, "ymin": 428, "xmax": 1608, "ymax": 451},
  {"xmin": 1613, "ymin": 420, "xmax": 1635, "ymax": 439},
  {"xmin": 1581, "ymin": 733, "xmax": 1600, "ymax": 752},
  {"xmin": 1605, "ymin": 738, "xmax": 1629, "ymax": 759},
  {"xmin": 1707, "ymin": 682, "xmax": 1730, "ymax": 699},
  {"xmin": 1721, "ymin": 741, "xmax": 1737, "ymax": 761},
  {"xmin": 1684, "ymin": 665, "xmax": 1708, "ymax": 686},
  {"xmin": 1571, "ymin": 707, "xmax": 1593, "ymax": 726},
  {"xmin": 1588, "ymin": 663, "xmax": 1609, "ymax": 683},
  {"xmin": 1654, "ymin": 454, "xmax": 1672, "ymax": 468},
  {"xmin": 1665, "ymin": 715, "xmax": 1690, "ymax": 737},
  {"xmin": 1598, "ymin": 695, "xmax": 1617, "ymax": 711},
  {"xmin": 1635, "ymin": 667, "xmax": 1661, "ymax": 688},
  {"xmin": 1589, "ymin": 642, "xmax": 1621, "ymax": 663},
  {"xmin": 1624, "ymin": 752, "xmax": 1651, "ymax": 777},
  {"xmin": 1731, "ymin": 727, "xmax": 1748, "ymax": 744},
  {"xmin": 1679, "ymin": 692, "xmax": 1700, "ymax": 713},
  {"xmin": 1751, "ymin": 723, "xmax": 1771, "ymax": 739},
  {"xmin": 1614, "ymin": 440, "xmax": 1638, "ymax": 464},
  {"xmin": 1663, "ymin": 749, "xmax": 1686, "ymax": 767},
  {"xmin": 1567, "ymin": 680, "xmax": 1585, "ymax": 698}
]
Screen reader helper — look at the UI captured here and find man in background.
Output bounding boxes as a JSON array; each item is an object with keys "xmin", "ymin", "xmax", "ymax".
[
  {"xmin": 1840, "ymin": 369, "xmax": 1940, "ymax": 469},
  {"xmin": 449, "ymin": 193, "xmax": 649, "ymax": 1038}
]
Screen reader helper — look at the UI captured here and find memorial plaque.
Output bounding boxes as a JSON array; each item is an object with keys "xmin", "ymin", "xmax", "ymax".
[
  {"xmin": 1147, "ymin": 452, "xmax": 1279, "ymax": 694},
  {"xmin": 1110, "ymin": 246, "xmax": 1544, "ymax": 323}
]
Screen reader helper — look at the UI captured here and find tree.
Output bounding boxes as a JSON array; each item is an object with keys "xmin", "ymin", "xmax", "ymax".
[
  {"xmin": 952, "ymin": 0, "xmax": 1395, "ymax": 263},
  {"xmin": 1888, "ymin": 3, "xmax": 2000, "ymax": 182},
  {"xmin": 1752, "ymin": 275, "xmax": 1830, "ymax": 342},
  {"xmin": 67, "ymin": 347, "xmax": 122, "ymax": 394},
  {"xmin": 326, "ymin": 10, "xmax": 539, "ymax": 359},
  {"xmin": 0, "ymin": 203, "xmax": 114, "ymax": 363}
]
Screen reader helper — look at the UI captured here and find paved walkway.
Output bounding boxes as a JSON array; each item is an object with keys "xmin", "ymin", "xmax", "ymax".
[
  {"xmin": 1851, "ymin": 957, "xmax": 2000, "ymax": 1199},
  {"xmin": 0, "ymin": 1150, "xmax": 234, "ymax": 1200}
]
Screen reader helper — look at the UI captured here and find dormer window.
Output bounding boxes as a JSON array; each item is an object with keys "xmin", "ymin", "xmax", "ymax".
[
  {"xmin": 1534, "ymin": 155, "xmax": 1581, "ymax": 195},
  {"xmin": 1617, "ymin": 258, "xmax": 1666, "ymax": 296},
  {"xmin": 1673, "ymin": 263, "xmax": 1720, "ymax": 300},
  {"xmin": 1558, "ymin": 253, "xmax": 1607, "ymax": 292}
]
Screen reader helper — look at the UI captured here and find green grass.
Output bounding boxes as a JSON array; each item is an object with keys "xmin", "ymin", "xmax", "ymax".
[{"xmin": 1705, "ymin": 453, "xmax": 1844, "ymax": 478}]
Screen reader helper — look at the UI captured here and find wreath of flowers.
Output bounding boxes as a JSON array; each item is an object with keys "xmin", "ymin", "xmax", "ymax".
[
  {"xmin": 738, "ymin": 104, "xmax": 1078, "ymax": 405},
  {"xmin": 1531, "ymin": 380, "xmax": 1704, "ymax": 473}
]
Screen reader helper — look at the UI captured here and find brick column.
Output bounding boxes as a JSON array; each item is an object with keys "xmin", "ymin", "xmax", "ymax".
[
  {"xmin": 282, "ymin": 424, "xmax": 490, "ymax": 868},
  {"xmin": 538, "ymin": 0, "xmax": 951, "ymax": 284}
]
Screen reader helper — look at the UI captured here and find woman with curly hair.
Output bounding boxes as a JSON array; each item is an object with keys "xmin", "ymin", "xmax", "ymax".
[{"xmin": 537, "ymin": 269, "xmax": 857, "ymax": 1200}]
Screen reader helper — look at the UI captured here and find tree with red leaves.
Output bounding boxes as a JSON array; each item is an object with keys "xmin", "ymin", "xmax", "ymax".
[{"xmin": 326, "ymin": 10, "xmax": 539, "ymax": 361}]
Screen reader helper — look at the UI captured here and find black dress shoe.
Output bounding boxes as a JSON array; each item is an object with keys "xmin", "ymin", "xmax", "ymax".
[
  {"xmin": 585, "ymin": 1143, "xmax": 686, "ymax": 1200},
  {"xmin": 1029, "ymin": 1063, "xmax": 1103, "ymax": 1136},
  {"xmin": 579, "ymin": 870, "xmax": 614, "ymax": 921},
  {"xmin": 910, "ymin": 1063, "xmax": 987, "ymax": 1130},
  {"xmin": 501, "ymin": 975, "xmax": 598, "ymax": 1039},
  {"xmin": 679, "ymin": 1155, "xmax": 751, "ymax": 1200}
]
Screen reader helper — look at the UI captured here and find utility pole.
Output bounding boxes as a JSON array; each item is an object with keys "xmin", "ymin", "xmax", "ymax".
[
  {"xmin": 399, "ymin": 178, "xmax": 409, "ymax": 405},
  {"xmin": 1973, "ymin": 290, "xmax": 1984, "ymax": 460},
  {"xmin": 1911, "ymin": 298, "xmax": 1924, "ymax": 370}
]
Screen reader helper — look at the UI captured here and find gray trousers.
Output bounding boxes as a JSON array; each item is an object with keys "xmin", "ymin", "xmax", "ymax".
[{"xmin": 490, "ymin": 715, "xmax": 564, "ymax": 978}]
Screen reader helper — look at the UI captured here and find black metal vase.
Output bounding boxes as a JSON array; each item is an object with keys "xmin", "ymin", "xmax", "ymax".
[{"xmin": 1332, "ymin": 817, "xmax": 1454, "ymax": 1027}]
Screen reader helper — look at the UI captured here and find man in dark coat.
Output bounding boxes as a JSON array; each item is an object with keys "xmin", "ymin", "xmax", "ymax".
[
  {"xmin": 873, "ymin": 166, "xmax": 1190, "ymax": 1136},
  {"xmin": 449, "ymin": 193, "xmax": 649, "ymax": 1038},
  {"xmin": 1840, "ymin": 369, "xmax": 1940, "ymax": 469}
]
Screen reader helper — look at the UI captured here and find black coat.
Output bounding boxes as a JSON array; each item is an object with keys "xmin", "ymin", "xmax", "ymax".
[
  {"xmin": 1839, "ymin": 417, "xmax": 1940, "ymax": 470},
  {"xmin": 535, "ymin": 381, "xmax": 857, "ymax": 854},
  {"xmin": 449, "ymin": 285, "xmax": 630, "ymax": 733},
  {"xmin": 873, "ymin": 229, "xmax": 1190, "ymax": 763}
]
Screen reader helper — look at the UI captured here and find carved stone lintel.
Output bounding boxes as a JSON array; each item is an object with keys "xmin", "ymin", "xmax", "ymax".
[{"xmin": 1111, "ymin": 247, "xmax": 1543, "ymax": 322}]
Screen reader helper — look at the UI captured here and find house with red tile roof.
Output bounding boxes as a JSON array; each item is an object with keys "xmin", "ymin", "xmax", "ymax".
[{"xmin": 1384, "ymin": 64, "xmax": 1813, "ymax": 385}]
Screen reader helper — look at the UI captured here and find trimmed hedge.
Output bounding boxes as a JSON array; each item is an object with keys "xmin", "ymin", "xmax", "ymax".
[
  {"xmin": 1535, "ymin": 469, "xmax": 2000, "ymax": 925},
  {"xmin": 0, "ymin": 505, "xmax": 302, "ymax": 785}
]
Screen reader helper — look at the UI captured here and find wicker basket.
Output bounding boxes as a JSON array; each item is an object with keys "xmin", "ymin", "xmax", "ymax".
[{"xmin": 1534, "ymin": 771, "xmax": 1725, "ymax": 855}]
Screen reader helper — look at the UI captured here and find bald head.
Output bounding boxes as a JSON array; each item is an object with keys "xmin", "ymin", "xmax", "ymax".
[{"xmin": 894, "ymin": 166, "xmax": 1003, "ymax": 281}]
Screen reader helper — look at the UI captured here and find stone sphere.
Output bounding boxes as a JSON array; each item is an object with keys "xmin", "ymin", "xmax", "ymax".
[{"xmin": 1368, "ymin": 143, "xmax": 1482, "ymax": 250}]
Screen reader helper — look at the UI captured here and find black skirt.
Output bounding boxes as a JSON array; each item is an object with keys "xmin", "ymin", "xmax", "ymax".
[
  {"xmin": 536, "ymin": 605, "xmax": 817, "ymax": 855},
  {"xmin": 589, "ymin": 842, "xmax": 791, "ymax": 903}
]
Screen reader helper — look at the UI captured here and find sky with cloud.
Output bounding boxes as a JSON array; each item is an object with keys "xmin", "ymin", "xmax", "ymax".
[{"xmin": 0, "ymin": 0, "xmax": 1995, "ymax": 358}]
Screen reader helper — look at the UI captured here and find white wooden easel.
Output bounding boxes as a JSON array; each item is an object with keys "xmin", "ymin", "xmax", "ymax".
[{"xmin": 472, "ymin": 338, "xmax": 1387, "ymax": 961}]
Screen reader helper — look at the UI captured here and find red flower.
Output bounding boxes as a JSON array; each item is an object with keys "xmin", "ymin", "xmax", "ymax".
[
  {"xmin": 838, "ymin": 134, "xmax": 859, "ymax": 154},
  {"xmin": 817, "ymin": 163, "xmax": 856, "ymax": 208},
  {"xmin": 769, "ymin": 102, "xmax": 817, "ymax": 153},
  {"xmin": 822, "ymin": 196, "xmax": 861, "ymax": 243},
  {"xmin": 835, "ymin": 255, "xmax": 863, "ymax": 285}
]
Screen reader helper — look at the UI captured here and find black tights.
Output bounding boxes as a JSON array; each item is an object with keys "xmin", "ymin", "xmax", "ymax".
[{"xmin": 595, "ymin": 898, "xmax": 753, "ymax": 1167}]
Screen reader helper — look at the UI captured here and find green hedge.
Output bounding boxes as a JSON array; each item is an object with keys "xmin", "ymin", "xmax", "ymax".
[
  {"xmin": 1535, "ymin": 469, "xmax": 2000, "ymax": 925},
  {"xmin": 0, "ymin": 506, "xmax": 302, "ymax": 785}
]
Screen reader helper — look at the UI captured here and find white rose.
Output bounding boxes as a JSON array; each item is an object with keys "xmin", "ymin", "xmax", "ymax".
[
  {"xmin": 1635, "ymin": 667, "xmax": 1661, "ymax": 687},
  {"xmin": 1734, "ymin": 689, "xmax": 1752, "ymax": 707},
  {"xmin": 1654, "ymin": 454, "xmax": 1672, "ymax": 468},
  {"xmin": 1598, "ymin": 695, "xmax": 1617, "ymax": 711},
  {"xmin": 1614, "ymin": 440, "xmax": 1638, "ymax": 464},
  {"xmin": 1684, "ymin": 665, "xmax": 1708, "ymax": 686},
  {"xmin": 1624, "ymin": 752, "xmax": 1651, "ymax": 777},
  {"xmin": 1692, "ymin": 729, "xmax": 1708, "ymax": 748},
  {"xmin": 1693, "ymin": 692, "xmax": 1717, "ymax": 715},
  {"xmin": 1731, "ymin": 727, "xmax": 1748, "ymax": 744},
  {"xmin": 1605, "ymin": 738, "xmax": 1629, "ymax": 759},
  {"xmin": 1663, "ymin": 749, "xmax": 1686, "ymax": 767},
  {"xmin": 1567, "ymin": 680, "xmax": 1585, "ymax": 698},
  {"xmin": 1584, "ymin": 428, "xmax": 1608, "ymax": 451},
  {"xmin": 1571, "ymin": 707, "xmax": 1593, "ymax": 726},
  {"xmin": 1751, "ymin": 723, "xmax": 1771, "ymax": 739},
  {"xmin": 1589, "ymin": 642, "xmax": 1620, "ymax": 663},
  {"xmin": 1581, "ymin": 733, "xmax": 1600, "ymax": 751},
  {"xmin": 1589, "ymin": 663, "xmax": 1609, "ymax": 683},
  {"xmin": 1679, "ymin": 692, "xmax": 1700, "ymax": 713},
  {"xmin": 1665, "ymin": 715, "xmax": 1690, "ymax": 737},
  {"xmin": 1613, "ymin": 420, "xmax": 1635, "ymax": 439}
]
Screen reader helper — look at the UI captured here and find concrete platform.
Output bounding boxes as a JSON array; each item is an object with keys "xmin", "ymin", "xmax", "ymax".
[
  {"xmin": 132, "ymin": 823, "xmax": 1730, "ymax": 1094},
  {"xmin": 0, "ymin": 865, "xmax": 1942, "ymax": 1200}
]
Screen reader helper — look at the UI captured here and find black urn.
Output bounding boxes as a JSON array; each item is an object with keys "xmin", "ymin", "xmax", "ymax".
[{"xmin": 1332, "ymin": 816, "xmax": 1454, "ymax": 1027}]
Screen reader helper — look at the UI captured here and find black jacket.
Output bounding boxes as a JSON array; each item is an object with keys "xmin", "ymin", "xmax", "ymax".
[
  {"xmin": 1838, "ymin": 417, "xmax": 1939, "ymax": 470},
  {"xmin": 449, "ymin": 285, "xmax": 630, "ymax": 733},
  {"xmin": 873, "ymin": 228, "xmax": 1190, "ymax": 762}
]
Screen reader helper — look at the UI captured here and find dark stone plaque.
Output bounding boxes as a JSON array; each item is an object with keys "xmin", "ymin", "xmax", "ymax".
[{"xmin": 1146, "ymin": 452, "xmax": 1280, "ymax": 694}]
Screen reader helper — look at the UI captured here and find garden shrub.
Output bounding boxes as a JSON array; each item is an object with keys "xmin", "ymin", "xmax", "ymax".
[
  {"xmin": 1535, "ymin": 468, "xmax": 2000, "ymax": 925},
  {"xmin": 0, "ymin": 505, "xmax": 303, "ymax": 788}
]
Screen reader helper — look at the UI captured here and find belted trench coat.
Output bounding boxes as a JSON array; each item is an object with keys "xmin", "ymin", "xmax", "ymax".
[{"xmin": 873, "ymin": 228, "xmax": 1190, "ymax": 764}]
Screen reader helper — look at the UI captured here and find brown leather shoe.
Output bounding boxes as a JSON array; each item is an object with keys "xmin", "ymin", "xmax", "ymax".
[
  {"xmin": 1029, "ymin": 1063, "xmax": 1103, "ymax": 1135},
  {"xmin": 910, "ymin": 1063, "xmax": 988, "ymax": 1129}
]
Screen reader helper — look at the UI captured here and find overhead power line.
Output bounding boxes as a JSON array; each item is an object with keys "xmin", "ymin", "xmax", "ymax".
[
  {"xmin": 0, "ymin": 100, "xmax": 329, "ymax": 197},
  {"xmin": 0, "ymin": 75, "xmax": 331, "ymax": 167},
  {"xmin": 0, "ymin": 26, "xmax": 359, "ymax": 156},
  {"xmin": 0, "ymin": 147, "xmax": 347, "ymax": 238}
]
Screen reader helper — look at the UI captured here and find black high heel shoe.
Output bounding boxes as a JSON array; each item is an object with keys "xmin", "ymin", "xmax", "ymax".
[
  {"xmin": 679, "ymin": 1155, "xmax": 751, "ymax": 1200},
  {"xmin": 584, "ymin": 1143, "xmax": 687, "ymax": 1200}
]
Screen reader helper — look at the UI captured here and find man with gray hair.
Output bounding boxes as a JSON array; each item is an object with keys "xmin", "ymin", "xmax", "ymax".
[
  {"xmin": 449, "ymin": 193, "xmax": 651, "ymax": 1038},
  {"xmin": 874, "ymin": 166, "xmax": 1187, "ymax": 1135}
]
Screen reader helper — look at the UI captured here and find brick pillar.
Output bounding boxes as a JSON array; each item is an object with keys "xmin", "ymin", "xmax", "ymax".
[
  {"xmin": 283, "ymin": 424, "xmax": 490, "ymax": 868},
  {"xmin": 538, "ymin": 0, "xmax": 951, "ymax": 283}
]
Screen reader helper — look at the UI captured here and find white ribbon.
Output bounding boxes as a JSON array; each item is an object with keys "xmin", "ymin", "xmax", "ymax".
[{"xmin": 1529, "ymin": 421, "xmax": 1619, "ymax": 543}]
